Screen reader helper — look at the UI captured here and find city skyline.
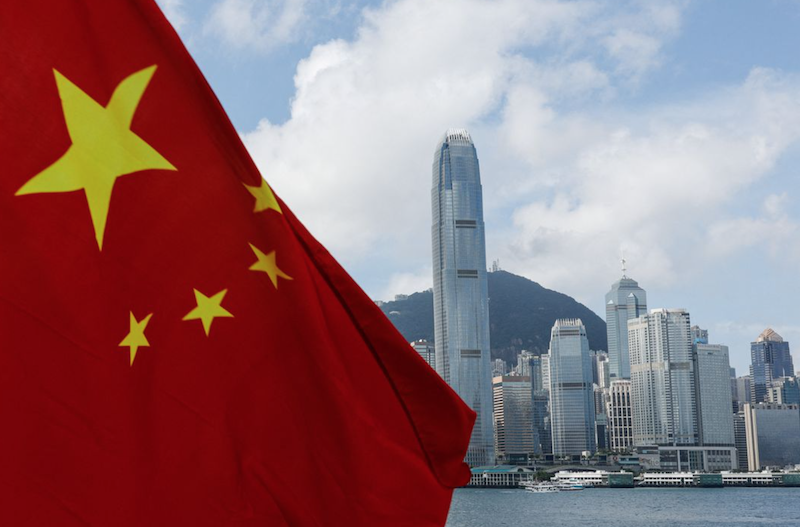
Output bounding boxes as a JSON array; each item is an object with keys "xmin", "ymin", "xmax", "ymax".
[{"xmin": 159, "ymin": 0, "xmax": 800, "ymax": 376}]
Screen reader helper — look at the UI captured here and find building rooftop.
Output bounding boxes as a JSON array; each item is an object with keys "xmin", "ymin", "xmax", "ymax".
[
  {"xmin": 757, "ymin": 328, "xmax": 784, "ymax": 343},
  {"xmin": 441, "ymin": 128, "xmax": 473, "ymax": 146}
]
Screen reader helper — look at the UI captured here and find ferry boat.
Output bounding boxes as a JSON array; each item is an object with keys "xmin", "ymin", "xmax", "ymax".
[{"xmin": 520, "ymin": 481, "xmax": 584, "ymax": 493}]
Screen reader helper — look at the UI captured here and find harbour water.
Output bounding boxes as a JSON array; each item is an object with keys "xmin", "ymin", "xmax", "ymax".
[{"xmin": 446, "ymin": 487, "xmax": 800, "ymax": 526}]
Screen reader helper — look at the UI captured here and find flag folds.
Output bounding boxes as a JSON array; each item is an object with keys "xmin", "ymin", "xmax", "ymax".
[{"xmin": 0, "ymin": 1, "xmax": 474, "ymax": 525}]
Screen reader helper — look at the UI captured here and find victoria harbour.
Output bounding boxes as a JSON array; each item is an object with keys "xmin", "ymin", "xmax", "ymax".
[{"xmin": 446, "ymin": 488, "xmax": 800, "ymax": 527}]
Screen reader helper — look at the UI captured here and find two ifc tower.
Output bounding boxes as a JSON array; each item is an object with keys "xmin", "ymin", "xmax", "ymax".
[{"xmin": 431, "ymin": 129, "xmax": 494, "ymax": 466}]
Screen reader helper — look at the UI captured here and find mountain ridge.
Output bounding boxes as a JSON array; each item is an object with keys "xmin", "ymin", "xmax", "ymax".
[{"xmin": 379, "ymin": 270, "xmax": 607, "ymax": 367}]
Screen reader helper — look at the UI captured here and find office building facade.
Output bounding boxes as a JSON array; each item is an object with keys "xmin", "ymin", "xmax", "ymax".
[
  {"xmin": 530, "ymin": 355, "xmax": 551, "ymax": 455},
  {"xmin": 607, "ymin": 379, "xmax": 633, "ymax": 452},
  {"xmin": 492, "ymin": 376, "xmax": 533, "ymax": 461},
  {"xmin": 628, "ymin": 309, "xmax": 698, "ymax": 446},
  {"xmin": 743, "ymin": 403, "xmax": 800, "ymax": 470},
  {"xmin": 694, "ymin": 344, "xmax": 735, "ymax": 447},
  {"xmin": 750, "ymin": 328, "xmax": 794, "ymax": 403},
  {"xmin": 431, "ymin": 129, "xmax": 493, "ymax": 466},
  {"xmin": 548, "ymin": 319, "xmax": 596, "ymax": 456},
  {"xmin": 605, "ymin": 275, "xmax": 647, "ymax": 380}
]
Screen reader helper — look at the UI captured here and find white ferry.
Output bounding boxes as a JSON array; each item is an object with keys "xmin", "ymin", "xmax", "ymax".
[{"xmin": 520, "ymin": 481, "xmax": 584, "ymax": 493}]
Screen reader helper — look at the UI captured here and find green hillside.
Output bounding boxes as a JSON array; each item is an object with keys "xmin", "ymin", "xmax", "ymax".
[{"xmin": 379, "ymin": 270, "xmax": 607, "ymax": 366}]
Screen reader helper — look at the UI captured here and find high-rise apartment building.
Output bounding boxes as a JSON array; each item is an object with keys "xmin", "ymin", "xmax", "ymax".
[
  {"xmin": 548, "ymin": 319, "xmax": 596, "ymax": 456},
  {"xmin": 607, "ymin": 380, "xmax": 633, "ymax": 452},
  {"xmin": 694, "ymin": 344, "xmax": 735, "ymax": 447},
  {"xmin": 750, "ymin": 328, "xmax": 794, "ymax": 403},
  {"xmin": 516, "ymin": 350, "xmax": 535, "ymax": 377},
  {"xmin": 431, "ymin": 129, "xmax": 493, "ymax": 466},
  {"xmin": 492, "ymin": 376, "xmax": 533, "ymax": 462},
  {"xmin": 628, "ymin": 309, "xmax": 698, "ymax": 446},
  {"xmin": 492, "ymin": 358, "xmax": 508, "ymax": 377},
  {"xmin": 605, "ymin": 274, "xmax": 647, "ymax": 380}
]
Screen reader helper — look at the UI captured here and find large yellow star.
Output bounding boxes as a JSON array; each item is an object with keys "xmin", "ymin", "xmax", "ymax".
[
  {"xmin": 243, "ymin": 180, "xmax": 281, "ymax": 214},
  {"xmin": 249, "ymin": 244, "xmax": 293, "ymax": 288},
  {"xmin": 182, "ymin": 289, "xmax": 233, "ymax": 336},
  {"xmin": 119, "ymin": 311, "xmax": 153, "ymax": 366},
  {"xmin": 16, "ymin": 65, "xmax": 176, "ymax": 250}
]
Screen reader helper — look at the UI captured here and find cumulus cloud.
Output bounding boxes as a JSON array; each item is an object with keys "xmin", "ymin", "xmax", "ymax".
[
  {"xmin": 232, "ymin": 0, "xmax": 800, "ymax": 307},
  {"xmin": 242, "ymin": 0, "xmax": 685, "ymax": 283},
  {"xmin": 204, "ymin": 0, "xmax": 309, "ymax": 52},
  {"xmin": 380, "ymin": 267, "xmax": 434, "ymax": 302},
  {"xmin": 156, "ymin": 0, "xmax": 189, "ymax": 30},
  {"xmin": 501, "ymin": 68, "xmax": 800, "ymax": 304}
]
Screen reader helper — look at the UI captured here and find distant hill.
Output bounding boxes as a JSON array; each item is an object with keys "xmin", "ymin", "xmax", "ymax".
[{"xmin": 379, "ymin": 270, "xmax": 607, "ymax": 367}]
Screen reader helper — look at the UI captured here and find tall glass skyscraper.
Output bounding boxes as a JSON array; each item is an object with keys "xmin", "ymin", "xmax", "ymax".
[
  {"xmin": 605, "ymin": 274, "xmax": 647, "ymax": 380},
  {"xmin": 548, "ymin": 319, "xmax": 596, "ymax": 456},
  {"xmin": 694, "ymin": 343, "xmax": 735, "ymax": 447},
  {"xmin": 431, "ymin": 129, "xmax": 494, "ymax": 466},
  {"xmin": 750, "ymin": 328, "xmax": 794, "ymax": 403}
]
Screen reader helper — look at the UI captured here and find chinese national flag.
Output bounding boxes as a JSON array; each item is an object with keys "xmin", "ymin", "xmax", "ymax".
[{"xmin": 0, "ymin": 1, "xmax": 475, "ymax": 525}]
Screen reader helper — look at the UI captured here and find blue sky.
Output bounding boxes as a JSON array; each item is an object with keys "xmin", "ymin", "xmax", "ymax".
[{"xmin": 157, "ymin": 0, "xmax": 800, "ymax": 374}]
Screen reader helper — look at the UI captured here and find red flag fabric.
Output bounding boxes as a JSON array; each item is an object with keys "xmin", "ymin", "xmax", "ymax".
[{"xmin": 0, "ymin": 1, "xmax": 475, "ymax": 525}]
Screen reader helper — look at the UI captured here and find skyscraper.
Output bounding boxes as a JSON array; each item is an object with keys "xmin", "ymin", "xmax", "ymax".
[
  {"xmin": 733, "ymin": 411, "xmax": 748, "ymax": 470},
  {"xmin": 605, "ymin": 273, "xmax": 647, "ymax": 380},
  {"xmin": 548, "ymin": 319, "xmax": 596, "ymax": 456},
  {"xmin": 431, "ymin": 129, "xmax": 493, "ymax": 466},
  {"xmin": 607, "ymin": 379, "xmax": 633, "ymax": 452},
  {"xmin": 530, "ymin": 355, "xmax": 551, "ymax": 455},
  {"xmin": 750, "ymin": 328, "xmax": 795, "ymax": 403},
  {"xmin": 628, "ymin": 309, "xmax": 698, "ymax": 446},
  {"xmin": 694, "ymin": 343, "xmax": 735, "ymax": 447},
  {"xmin": 492, "ymin": 376, "xmax": 533, "ymax": 462}
]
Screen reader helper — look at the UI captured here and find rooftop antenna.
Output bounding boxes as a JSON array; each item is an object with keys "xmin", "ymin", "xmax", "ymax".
[{"xmin": 621, "ymin": 251, "xmax": 627, "ymax": 278}]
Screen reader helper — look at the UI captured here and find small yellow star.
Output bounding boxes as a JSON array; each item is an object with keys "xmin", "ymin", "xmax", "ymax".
[
  {"xmin": 182, "ymin": 289, "xmax": 233, "ymax": 336},
  {"xmin": 16, "ymin": 65, "xmax": 176, "ymax": 250},
  {"xmin": 249, "ymin": 244, "xmax": 293, "ymax": 289},
  {"xmin": 119, "ymin": 311, "xmax": 153, "ymax": 366},
  {"xmin": 243, "ymin": 179, "xmax": 281, "ymax": 214}
]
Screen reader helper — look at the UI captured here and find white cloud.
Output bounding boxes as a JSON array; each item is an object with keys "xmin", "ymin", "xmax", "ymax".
[
  {"xmin": 156, "ymin": 0, "xmax": 189, "ymax": 30},
  {"xmin": 204, "ymin": 0, "xmax": 309, "ymax": 52},
  {"xmin": 496, "ymin": 65, "xmax": 800, "ymax": 305},
  {"xmin": 235, "ymin": 0, "xmax": 800, "ymax": 310},
  {"xmin": 380, "ymin": 267, "xmax": 433, "ymax": 302},
  {"xmin": 242, "ymin": 0, "xmax": 685, "ymax": 271},
  {"xmin": 704, "ymin": 193, "xmax": 798, "ymax": 259}
]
